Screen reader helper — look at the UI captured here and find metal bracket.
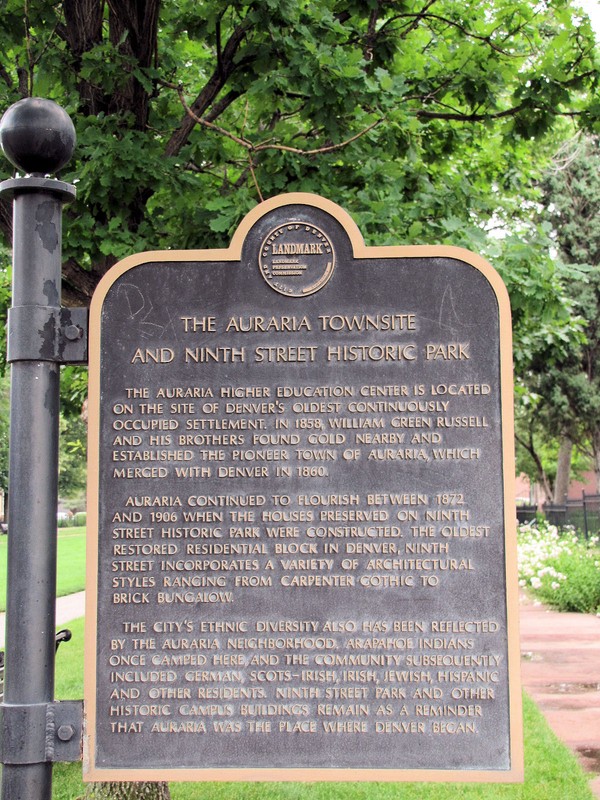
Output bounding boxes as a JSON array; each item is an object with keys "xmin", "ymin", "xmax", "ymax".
[
  {"xmin": 7, "ymin": 306, "xmax": 88, "ymax": 364},
  {"xmin": 0, "ymin": 700, "xmax": 83, "ymax": 764}
]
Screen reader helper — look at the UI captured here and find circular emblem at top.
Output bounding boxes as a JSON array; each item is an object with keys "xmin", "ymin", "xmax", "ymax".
[{"xmin": 259, "ymin": 223, "xmax": 335, "ymax": 296}]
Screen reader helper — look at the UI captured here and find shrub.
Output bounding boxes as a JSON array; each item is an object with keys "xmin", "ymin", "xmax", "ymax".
[
  {"xmin": 518, "ymin": 520, "xmax": 600, "ymax": 614},
  {"xmin": 72, "ymin": 511, "xmax": 86, "ymax": 527}
]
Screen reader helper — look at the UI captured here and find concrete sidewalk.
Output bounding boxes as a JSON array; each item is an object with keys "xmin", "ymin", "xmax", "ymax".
[
  {"xmin": 519, "ymin": 595, "xmax": 600, "ymax": 798},
  {"xmin": 0, "ymin": 590, "xmax": 85, "ymax": 648}
]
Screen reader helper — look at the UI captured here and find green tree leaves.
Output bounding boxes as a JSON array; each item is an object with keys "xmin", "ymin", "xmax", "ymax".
[
  {"xmin": 0, "ymin": 0, "xmax": 597, "ymax": 368},
  {"xmin": 517, "ymin": 135, "xmax": 600, "ymax": 492}
]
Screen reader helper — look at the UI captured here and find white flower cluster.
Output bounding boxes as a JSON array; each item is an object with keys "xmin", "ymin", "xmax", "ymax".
[{"xmin": 517, "ymin": 521, "xmax": 594, "ymax": 597}]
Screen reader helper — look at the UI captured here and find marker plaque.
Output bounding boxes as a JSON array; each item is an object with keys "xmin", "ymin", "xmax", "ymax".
[{"xmin": 85, "ymin": 194, "xmax": 522, "ymax": 782}]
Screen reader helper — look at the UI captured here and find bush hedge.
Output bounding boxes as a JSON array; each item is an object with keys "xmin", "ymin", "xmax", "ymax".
[{"xmin": 518, "ymin": 521, "xmax": 600, "ymax": 614}]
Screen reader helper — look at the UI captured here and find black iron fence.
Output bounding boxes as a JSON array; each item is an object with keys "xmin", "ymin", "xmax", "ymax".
[
  {"xmin": 517, "ymin": 492, "xmax": 600, "ymax": 539},
  {"xmin": 516, "ymin": 505, "xmax": 537, "ymax": 525}
]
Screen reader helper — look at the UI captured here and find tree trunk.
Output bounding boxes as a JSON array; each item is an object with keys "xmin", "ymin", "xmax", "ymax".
[
  {"xmin": 553, "ymin": 436, "xmax": 573, "ymax": 504},
  {"xmin": 515, "ymin": 432, "xmax": 554, "ymax": 504},
  {"xmin": 591, "ymin": 433, "xmax": 600, "ymax": 494},
  {"xmin": 84, "ymin": 782, "xmax": 171, "ymax": 800}
]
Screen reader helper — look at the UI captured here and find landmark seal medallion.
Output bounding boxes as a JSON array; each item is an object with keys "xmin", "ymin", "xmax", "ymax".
[{"xmin": 259, "ymin": 223, "xmax": 335, "ymax": 296}]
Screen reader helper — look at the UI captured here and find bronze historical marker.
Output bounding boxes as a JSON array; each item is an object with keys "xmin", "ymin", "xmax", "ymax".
[{"xmin": 84, "ymin": 194, "xmax": 522, "ymax": 782}]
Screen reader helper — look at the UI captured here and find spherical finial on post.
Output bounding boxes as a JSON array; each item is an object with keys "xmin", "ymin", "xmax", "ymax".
[{"xmin": 0, "ymin": 98, "xmax": 76, "ymax": 176}]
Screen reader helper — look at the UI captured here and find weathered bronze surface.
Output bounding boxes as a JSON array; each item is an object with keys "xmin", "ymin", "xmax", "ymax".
[{"xmin": 84, "ymin": 195, "xmax": 521, "ymax": 782}]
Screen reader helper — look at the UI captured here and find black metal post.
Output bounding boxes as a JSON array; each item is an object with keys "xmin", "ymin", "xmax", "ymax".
[
  {"xmin": 582, "ymin": 490, "xmax": 589, "ymax": 540},
  {"xmin": 0, "ymin": 98, "xmax": 75, "ymax": 800}
]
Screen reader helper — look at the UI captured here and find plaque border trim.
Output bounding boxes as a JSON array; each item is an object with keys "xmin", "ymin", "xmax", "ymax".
[{"xmin": 84, "ymin": 192, "xmax": 522, "ymax": 783}]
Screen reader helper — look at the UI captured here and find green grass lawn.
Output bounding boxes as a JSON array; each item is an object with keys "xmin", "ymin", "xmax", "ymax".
[
  {"xmin": 0, "ymin": 526, "xmax": 86, "ymax": 612},
  {"xmin": 54, "ymin": 618, "xmax": 596, "ymax": 800}
]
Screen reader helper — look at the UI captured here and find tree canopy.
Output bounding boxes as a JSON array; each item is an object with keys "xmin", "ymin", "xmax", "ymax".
[
  {"xmin": 0, "ymin": 0, "xmax": 597, "ymax": 337},
  {"xmin": 518, "ymin": 135, "xmax": 600, "ymax": 493}
]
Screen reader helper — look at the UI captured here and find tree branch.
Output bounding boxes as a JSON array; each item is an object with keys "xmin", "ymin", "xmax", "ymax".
[
  {"xmin": 382, "ymin": 0, "xmax": 439, "ymax": 40},
  {"xmin": 255, "ymin": 120, "xmax": 384, "ymax": 155},
  {"xmin": 515, "ymin": 429, "xmax": 553, "ymax": 502},
  {"xmin": 0, "ymin": 198, "xmax": 13, "ymax": 244},
  {"xmin": 205, "ymin": 89, "xmax": 242, "ymax": 123},
  {"xmin": 247, "ymin": 155, "xmax": 264, "ymax": 202},
  {"xmin": 363, "ymin": 1, "xmax": 381, "ymax": 62},
  {"xmin": 414, "ymin": 104, "xmax": 527, "ymax": 122},
  {"xmin": 62, "ymin": 0, "xmax": 105, "ymax": 115},
  {"xmin": 418, "ymin": 12, "xmax": 531, "ymax": 57},
  {"xmin": 0, "ymin": 63, "xmax": 14, "ymax": 89},
  {"xmin": 176, "ymin": 88, "xmax": 384, "ymax": 157},
  {"xmin": 61, "ymin": 257, "xmax": 104, "ymax": 306},
  {"xmin": 177, "ymin": 88, "xmax": 252, "ymax": 149},
  {"xmin": 164, "ymin": 19, "xmax": 253, "ymax": 157}
]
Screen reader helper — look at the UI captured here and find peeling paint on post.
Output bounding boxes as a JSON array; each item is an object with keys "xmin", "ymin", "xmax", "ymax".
[{"xmin": 0, "ymin": 98, "xmax": 76, "ymax": 800}]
